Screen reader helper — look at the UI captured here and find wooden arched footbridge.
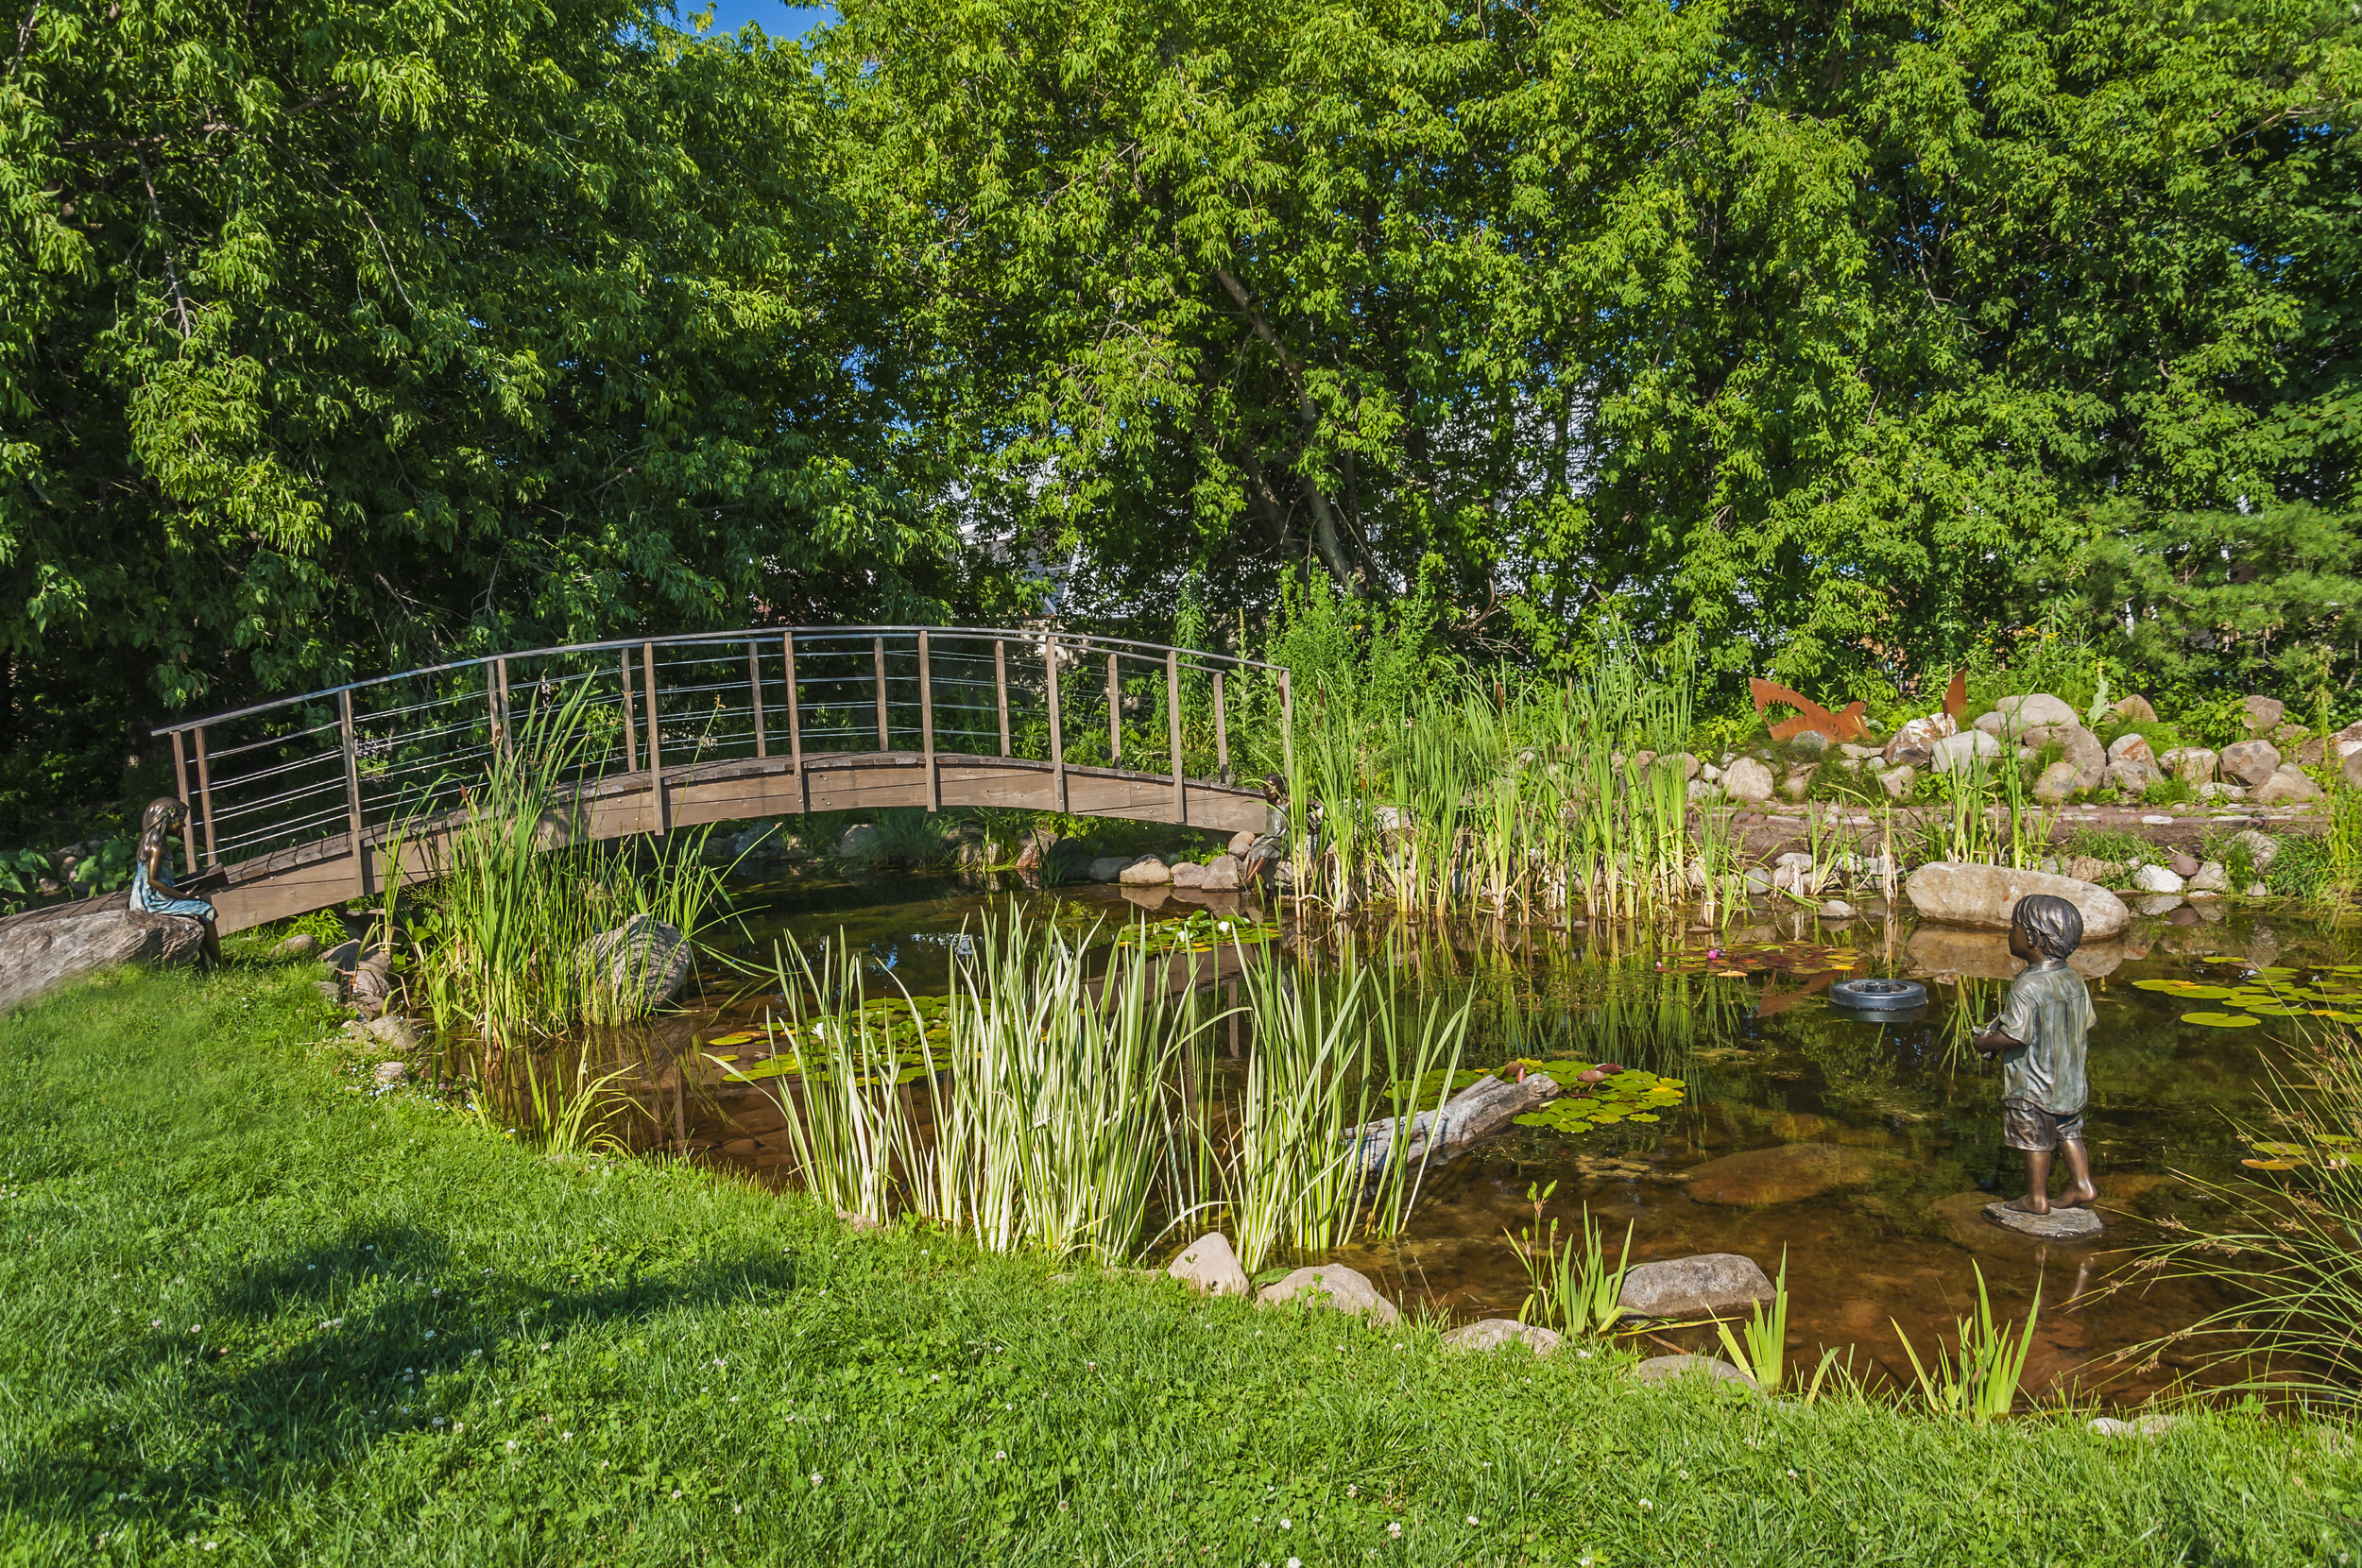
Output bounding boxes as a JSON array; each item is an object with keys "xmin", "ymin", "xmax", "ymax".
[{"xmin": 152, "ymin": 628, "xmax": 1289, "ymax": 934}]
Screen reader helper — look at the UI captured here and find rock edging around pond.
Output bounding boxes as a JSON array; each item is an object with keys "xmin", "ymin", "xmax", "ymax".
[{"xmin": 1902, "ymin": 861, "xmax": 2131, "ymax": 940}]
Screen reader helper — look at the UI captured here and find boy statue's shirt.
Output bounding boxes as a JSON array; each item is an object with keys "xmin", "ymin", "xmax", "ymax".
[{"xmin": 1993, "ymin": 958, "xmax": 2095, "ymax": 1115}]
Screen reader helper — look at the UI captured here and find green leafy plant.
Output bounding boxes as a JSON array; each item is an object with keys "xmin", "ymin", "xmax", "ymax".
[
  {"xmin": 1716, "ymin": 1249, "xmax": 1791, "ymax": 1391},
  {"xmin": 1891, "ymin": 1263, "xmax": 2041, "ymax": 1421},
  {"xmin": 1505, "ymin": 1182, "xmax": 1632, "ymax": 1338}
]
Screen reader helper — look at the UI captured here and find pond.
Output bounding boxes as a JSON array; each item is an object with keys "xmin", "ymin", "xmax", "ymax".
[{"xmin": 528, "ymin": 865, "xmax": 2349, "ymax": 1406}]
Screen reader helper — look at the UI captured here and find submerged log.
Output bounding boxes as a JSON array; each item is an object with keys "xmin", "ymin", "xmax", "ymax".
[{"xmin": 1347, "ymin": 1071, "xmax": 1563, "ymax": 1177}]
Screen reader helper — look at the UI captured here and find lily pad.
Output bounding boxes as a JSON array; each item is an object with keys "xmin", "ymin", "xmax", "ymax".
[
  {"xmin": 2182, "ymin": 1012, "xmax": 2262, "ymax": 1029},
  {"xmin": 2241, "ymin": 1157, "xmax": 2302, "ymax": 1170}
]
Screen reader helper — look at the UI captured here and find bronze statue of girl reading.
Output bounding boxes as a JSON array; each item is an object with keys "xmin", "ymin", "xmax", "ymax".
[{"xmin": 132, "ymin": 797, "xmax": 222, "ymax": 969}]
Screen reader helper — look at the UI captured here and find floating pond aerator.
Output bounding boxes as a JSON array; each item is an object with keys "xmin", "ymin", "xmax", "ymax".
[{"xmin": 1827, "ymin": 978, "xmax": 1927, "ymax": 1011}]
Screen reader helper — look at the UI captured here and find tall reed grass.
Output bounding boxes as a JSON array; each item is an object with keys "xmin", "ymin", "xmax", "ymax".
[{"xmin": 414, "ymin": 687, "xmax": 730, "ymax": 1048}]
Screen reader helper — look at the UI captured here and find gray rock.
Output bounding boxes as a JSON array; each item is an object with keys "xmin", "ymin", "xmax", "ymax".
[
  {"xmin": 2198, "ymin": 781, "xmax": 2249, "ymax": 801},
  {"xmin": 1788, "ymin": 729, "xmax": 1828, "ymax": 756},
  {"xmin": 1928, "ymin": 729, "xmax": 2002, "ymax": 774},
  {"xmin": 1721, "ymin": 757, "xmax": 1774, "ymax": 804},
  {"xmin": 1227, "ymin": 829, "xmax": 1256, "ymax": 856},
  {"xmin": 2253, "ymin": 764, "xmax": 2322, "ymax": 806},
  {"xmin": 371, "ymin": 1060, "xmax": 407, "ymax": 1089},
  {"xmin": 0, "ymin": 900, "xmax": 209, "ymax": 1014},
  {"xmin": 274, "ymin": 932, "xmax": 320, "ymax": 959},
  {"xmin": 1630, "ymin": 1354, "xmax": 1759, "ymax": 1390},
  {"xmin": 1818, "ymin": 899, "xmax": 1857, "ymax": 920},
  {"xmin": 2244, "ymin": 881, "xmax": 2270, "ymax": 897},
  {"xmin": 1884, "ymin": 712, "xmax": 1959, "ymax": 767},
  {"xmin": 2032, "ymin": 759, "xmax": 2080, "ymax": 804},
  {"xmin": 1973, "ymin": 710, "xmax": 2009, "ymax": 738},
  {"xmin": 2106, "ymin": 758, "xmax": 2164, "ymax": 796},
  {"xmin": 1166, "ymin": 1232, "xmax": 1249, "ymax": 1297},
  {"xmin": 322, "ymin": 938, "xmax": 363, "ymax": 974},
  {"xmin": 2168, "ymin": 853, "xmax": 2200, "ymax": 878},
  {"xmin": 1170, "ymin": 861, "xmax": 1207, "ymax": 889},
  {"xmin": 2107, "ymin": 732, "xmax": 2156, "ymax": 765},
  {"xmin": 2219, "ymin": 740, "xmax": 2282, "ymax": 787},
  {"xmin": 2162, "ymin": 746, "xmax": 2217, "ymax": 783},
  {"xmin": 2344, "ymin": 748, "xmax": 2362, "ymax": 793},
  {"xmin": 2021, "ymin": 722, "xmax": 2108, "ymax": 791},
  {"xmin": 2131, "ymin": 863, "xmax": 2185, "ymax": 895},
  {"xmin": 575, "ymin": 913, "xmax": 693, "ymax": 1011},
  {"xmin": 1087, "ymin": 855, "xmax": 1132, "ymax": 882},
  {"xmin": 1119, "ymin": 855, "xmax": 1173, "ymax": 886},
  {"xmin": 1201, "ymin": 854, "xmax": 1243, "ymax": 891},
  {"xmin": 2132, "ymin": 893, "xmax": 2185, "ymax": 916},
  {"xmin": 2241, "ymin": 695, "xmax": 2285, "ymax": 735},
  {"xmin": 1617, "ymin": 1253, "xmax": 1776, "ymax": 1319},
  {"xmin": 1903, "ymin": 862, "xmax": 2131, "ymax": 940},
  {"xmin": 836, "ymin": 823, "xmax": 881, "ymax": 859},
  {"xmin": 346, "ymin": 1014, "xmax": 422, "ymax": 1052},
  {"xmin": 2186, "ymin": 861, "xmax": 2229, "ymax": 894},
  {"xmin": 1441, "ymin": 1319, "xmax": 1564, "ymax": 1355},
  {"xmin": 1258, "ymin": 1264, "xmax": 1401, "ymax": 1324},
  {"xmin": 1779, "ymin": 769, "xmax": 1814, "ymax": 801},
  {"xmin": 1687, "ymin": 779, "xmax": 1724, "ymax": 804},
  {"xmin": 2089, "ymin": 1413, "xmax": 2181, "ymax": 1439},
  {"xmin": 1994, "ymin": 693, "xmax": 2079, "ymax": 732},
  {"xmin": 2112, "ymin": 694, "xmax": 2159, "ymax": 724},
  {"xmin": 1982, "ymin": 1202, "xmax": 2103, "ymax": 1240},
  {"xmin": 1876, "ymin": 763, "xmax": 1917, "ymax": 800}
]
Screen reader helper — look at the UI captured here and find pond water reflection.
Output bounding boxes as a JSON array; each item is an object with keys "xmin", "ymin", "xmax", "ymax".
[{"xmin": 565, "ymin": 864, "xmax": 2350, "ymax": 1406}]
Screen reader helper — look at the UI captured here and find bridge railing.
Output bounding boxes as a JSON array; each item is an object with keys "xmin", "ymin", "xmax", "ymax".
[{"xmin": 151, "ymin": 627, "xmax": 1291, "ymax": 880}]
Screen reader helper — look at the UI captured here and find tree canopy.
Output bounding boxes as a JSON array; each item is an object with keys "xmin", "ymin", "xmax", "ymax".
[{"xmin": 2, "ymin": 0, "xmax": 2357, "ymax": 834}]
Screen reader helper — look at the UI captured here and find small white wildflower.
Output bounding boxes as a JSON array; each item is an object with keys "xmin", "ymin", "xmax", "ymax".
[
  {"xmin": 1678, "ymin": 1469, "xmax": 1689, "ymax": 1480},
  {"xmin": 1639, "ymin": 1499, "xmax": 1652, "ymax": 1511},
  {"xmin": 505, "ymin": 1440, "xmax": 518, "ymax": 1453},
  {"xmin": 996, "ymin": 1451, "xmax": 1007, "ymax": 1460},
  {"xmin": 1387, "ymin": 1522, "xmax": 1402, "ymax": 1539},
  {"xmin": 1346, "ymin": 1484, "xmax": 1358, "ymax": 1498},
  {"xmin": 810, "ymin": 1474, "xmax": 824, "ymax": 1486},
  {"xmin": 1466, "ymin": 1515, "xmax": 1480, "ymax": 1525},
  {"xmin": 1280, "ymin": 1518, "xmax": 1292, "ymax": 1530}
]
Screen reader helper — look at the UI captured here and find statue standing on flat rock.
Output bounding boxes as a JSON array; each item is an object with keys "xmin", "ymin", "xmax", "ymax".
[
  {"xmin": 1973, "ymin": 894, "xmax": 2097, "ymax": 1216},
  {"xmin": 131, "ymin": 797, "xmax": 220, "ymax": 970}
]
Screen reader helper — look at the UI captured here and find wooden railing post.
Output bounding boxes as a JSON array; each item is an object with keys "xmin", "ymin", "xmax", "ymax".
[
  {"xmin": 1166, "ymin": 650, "xmax": 1184, "ymax": 822},
  {"xmin": 642, "ymin": 640, "xmax": 666, "ymax": 832},
  {"xmin": 873, "ymin": 636, "xmax": 890, "ymax": 751},
  {"xmin": 1044, "ymin": 637, "xmax": 1067, "ymax": 813},
  {"xmin": 783, "ymin": 631, "xmax": 804, "ymax": 811},
  {"xmin": 994, "ymin": 639, "xmax": 1010, "ymax": 757},
  {"xmin": 620, "ymin": 649, "xmax": 639, "ymax": 774},
  {"xmin": 749, "ymin": 640, "xmax": 767, "ymax": 759},
  {"xmin": 194, "ymin": 725, "xmax": 218, "ymax": 869},
  {"xmin": 918, "ymin": 628, "xmax": 937, "ymax": 811},
  {"xmin": 339, "ymin": 689, "xmax": 366, "ymax": 896},
  {"xmin": 1213, "ymin": 670, "xmax": 1229, "ymax": 779},
  {"xmin": 170, "ymin": 730, "xmax": 197, "ymax": 877},
  {"xmin": 1106, "ymin": 651, "xmax": 1121, "ymax": 764}
]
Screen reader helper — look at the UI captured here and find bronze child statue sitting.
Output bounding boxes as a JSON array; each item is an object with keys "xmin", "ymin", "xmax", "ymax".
[
  {"xmin": 1973, "ymin": 893, "xmax": 2097, "ymax": 1215},
  {"xmin": 131, "ymin": 797, "xmax": 222, "ymax": 970}
]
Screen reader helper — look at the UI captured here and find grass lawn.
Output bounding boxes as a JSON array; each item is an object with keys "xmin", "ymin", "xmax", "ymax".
[{"xmin": 2, "ymin": 954, "xmax": 2357, "ymax": 1565}]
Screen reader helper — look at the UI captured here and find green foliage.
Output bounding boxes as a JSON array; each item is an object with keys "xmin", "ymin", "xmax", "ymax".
[
  {"xmin": 1891, "ymin": 1263, "xmax": 2042, "ymax": 1423},
  {"xmin": 1504, "ymin": 1183, "xmax": 1632, "ymax": 1339}
]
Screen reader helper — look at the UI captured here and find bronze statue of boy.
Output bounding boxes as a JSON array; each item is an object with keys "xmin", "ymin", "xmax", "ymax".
[{"xmin": 1973, "ymin": 894, "xmax": 2097, "ymax": 1214}]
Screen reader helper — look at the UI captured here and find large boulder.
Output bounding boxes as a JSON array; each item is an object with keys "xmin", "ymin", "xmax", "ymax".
[
  {"xmin": 2023, "ymin": 723, "xmax": 2107, "ymax": 791},
  {"xmin": 2106, "ymin": 733, "xmax": 2156, "ymax": 765},
  {"xmin": 1682, "ymin": 1144, "xmax": 1916, "ymax": 1206},
  {"xmin": 0, "ymin": 899, "xmax": 209, "ymax": 1014},
  {"xmin": 1170, "ymin": 861, "xmax": 1207, "ymax": 889},
  {"xmin": 1087, "ymin": 855, "xmax": 1132, "ymax": 882},
  {"xmin": 1617, "ymin": 1253, "xmax": 1775, "ymax": 1319},
  {"xmin": 2112, "ymin": 694, "xmax": 2159, "ymax": 724},
  {"xmin": 2241, "ymin": 695, "xmax": 2286, "ymax": 736},
  {"xmin": 1928, "ymin": 730, "xmax": 2002, "ymax": 775},
  {"xmin": 2106, "ymin": 758, "xmax": 2164, "ymax": 796},
  {"xmin": 836, "ymin": 823, "xmax": 881, "ymax": 860},
  {"xmin": 1257, "ymin": 1263, "xmax": 1400, "ymax": 1324},
  {"xmin": 2253, "ymin": 764, "xmax": 2323, "ymax": 807},
  {"xmin": 1200, "ymin": 854, "xmax": 1244, "ymax": 891},
  {"xmin": 2161, "ymin": 747, "xmax": 2217, "ymax": 783},
  {"xmin": 2344, "ymin": 749, "xmax": 2362, "ymax": 793},
  {"xmin": 575, "ymin": 913, "xmax": 693, "ymax": 1011},
  {"xmin": 1118, "ymin": 855, "xmax": 1172, "ymax": 887},
  {"xmin": 1903, "ymin": 862, "xmax": 2130, "ymax": 940},
  {"xmin": 2219, "ymin": 740, "xmax": 2282, "ymax": 787},
  {"xmin": 2031, "ymin": 760, "xmax": 2080, "ymax": 804},
  {"xmin": 1994, "ymin": 693, "xmax": 2079, "ymax": 733},
  {"xmin": 1882, "ymin": 712, "xmax": 1957, "ymax": 768},
  {"xmin": 1721, "ymin": 758, "xmax": 1775, "ymax": 804}
]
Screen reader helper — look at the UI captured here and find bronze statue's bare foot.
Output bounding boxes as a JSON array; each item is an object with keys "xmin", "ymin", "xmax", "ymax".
[
  {"xmin": 2002, "ymin": 1194, "xmax": 2052, "ymax": 1216},
  {"xmin": 2054, "ymin": 1182, "xmax": 2098, "ymax": 1208}
]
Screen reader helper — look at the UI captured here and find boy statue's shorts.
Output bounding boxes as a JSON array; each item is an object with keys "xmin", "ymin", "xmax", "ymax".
[{"xmin": 2001, "ymin": 1098, "xmax": 2084, "ymax": 1151}]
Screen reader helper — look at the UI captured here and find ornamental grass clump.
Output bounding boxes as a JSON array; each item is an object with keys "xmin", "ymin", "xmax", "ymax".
[{"xmin": 414, "ymin": 684, "xmax": 729, "ymax": 1050}]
